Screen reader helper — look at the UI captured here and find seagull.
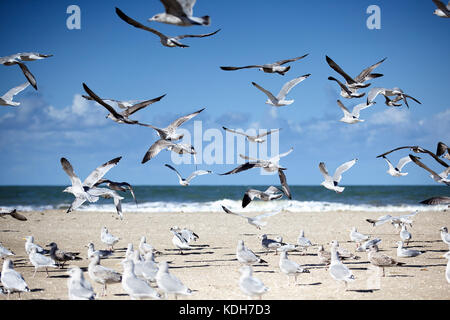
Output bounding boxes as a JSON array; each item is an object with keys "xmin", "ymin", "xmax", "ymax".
[
  {"xmin": 400, "ymin": 224, "xmax": 412, "ymax": 245},
  {"xmin": 1, "ymin": 259, "xmax": 30, "ymax": 299},
  {"xmin": 376, "ymin": 145, "xmax": 449, "ymax": 168},
  {"xmin": 366, "ymin": 212, "xmax": 418, "ymax": 229},
  {"xmin": 349, "ymin": 227, "xmax": 370, "ymax": 245},
  {"xmin": 326, "ymin": 55, "xmax": 386, "ymax": 89},
  {"xmin": 67, "ymin": 267, "xmax": 96, "ymax": 300},
  {"xmin": 0, "ymin": 208, "xmax": 27, "ymax": 221},
  {"xmin": 155, "ymin": 261, "xmax": 192, "ymax": 300},
  {"xmin": 94, "ymin": 179, "xmax": 137, "ymax": 206},
  {"xmin": 24, "ymin": 236, "xmax": 48, "ymax": 255},
  {"xmin": 116, "ymin": 7, "xmax": 219, "ymax": 48},
  {"xmin": 28, "ymin": 247, "xmax": 58, "ymax": 278},
  {"xmin": 82, "ymin": 83, "xmax": 165, "ymax": 125},
  {"xmin": 319, "ymin": 159, "xmax": 357, "ymax": 193},
  {"xmin": 436, "ymin": 142, "xmax": 450, "ymax": 160},
  {"xmin": 170, "ymin": 227, "xmax": 192, "ymax": 254},
  {"xmin": 134, "ymin": 251, "xmax": 159, "ymax": 282},
  {"xmin": 148, "ymin": 0, "xmax": 210, "ymax": 26},
  {"xmin": 366, "ymin": 87, "xmax": 421, "ymax": 108},
  {"xmin": 252, "ymin": 74, "xmax": 310, "ymax": 107},
  {"xmin": 86, "ymin": 187, "xmax": 125, "ymax": 220},
  {"xmin": 409, "ymin": 155, "xmax": 450, "ymax": 185},
  {"xmin": 336, "ymin": 99, "xmax": 373, "ymax": 124},
  {"xmin": 432, "ymin": 0, "xmax": 450, "ymax": 17},
  {"xmin": 0, "ymin": 243, "xmax": 14, "ymax": 259},
  {"xmin": 236, "ymin": 240, "xmax": 267, "ymax": 265},
  {"xmin": 170, "ymin": 226, "xmax": 199, "ymax": 243},
  {"xmin": 138, "ymin": 108, "xmax": 204, "ymax": 142},
  {"xmin": 383, "ymin": 155, "xmax": 413, "ymax": 177},
  {"xmin": 139, "ymin": 236, "xmax": 161, "ymax": 256},
  {"xmin": 297, "ymin": 230, "xmax": 313, "ymax": 253},
  {"xmin": 101, "ymin": 227, "xmax": 120, "ymax": 251},
  {"xmin": 61, "ymin": 156, "xmax": 122, "ymax": 213},
  {"xmin": 420, "ymin": 196, "xmax": 450, "ymax": 205},
  {"xmin": 141, "ymin": 139, "xmax": 196, "ymax": 164},
  {"xmin": 356, "ymin": 238, "xmax": 382, "ymax": 252},
  {"xmin": 278, "ymin": 251, "xmax": 310, "ymax": 285},
  {"xmin": 328, "ymin": 242, "xmax": 355, "ymax": 290},
  {"xmin": 317, "ymin": 245, "xmax": 331, "ymax": 265},
  {"xmin": 0, "ymin": 83, "xmax": 30, "ymax": 107},
  {"xmin": 86, "ymin": 242, "xmax": 113, "ymax": 259},
  {"xmin": 121, "ymin": 259, "xmax": 161, "ymax": 300},
  {"xmin": 221, "ymin": 205, "xmax": 282, "ymax": 230},
  {"xmin": 396, "ymin": 241, "xmax": 423, "ymax": 258},
  {"xmin": 220, "ymin": 148, "xmax": 293, "ymax": 175},
  {"xmin": 164, "ymin": 164, "xmax": 212, "ymax": 186},
  {"xmin": 366, "ymin": 244, "xmax": 404, "ymax": 277},
  {"xmin": 444, "ymin": 251, "xmax": 450, "ymax": 283},
  {"xmin": 88, "ymin": 253, "xmax": 122, "ymax": 296},
  {"xmin": 328, "ymin": 76, "xmax": 365, "ymax": 99},
  {"xmin": 125, "ymin": 243, "xmax": 135, "ymax": 260},
  {"xmin": 241, "ymin": 186, "xmax": 284, "ymax": 208},
  {"xmin": 222, "ymin": 127, "xmax": 281, "ymax": 144},
  {"xmin": 330, "ymin": 240, "xmax": 360, "ymax": 260},
  {"xmin": 0, "ymin": 52, "xmax": 53, "ymax": 90},
  {"xmin": 239, "ymin": 265, "xmax": 269, "ymax": 300},
  {"xmin": 220, "ymin": 54, "xmax": 309, "ymax": 75},
  {"xmin": 440, "ymin": 227, "xmax": 450, "ymax": 247},
  {"xmin": 260, "ymin": 234, "xmax": 285, "ymax": 254},
  {"xmin": 46, "ymin": 242, "xmax": 81, "ymax": 268}
]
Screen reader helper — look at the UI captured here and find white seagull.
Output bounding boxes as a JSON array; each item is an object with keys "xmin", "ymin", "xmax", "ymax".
[
  {"xmin": 116, "ymin": 7, "xmax": 219, "ymax": 47},
  {"xmin": 400, "ymin": 224, "xmax": 412, "ymax": 245},
  {"xmin": 1, "ymin": 259, "xmax": 30, "ymax": 299},
  {"xmin": 141, "ymin": 139, "xmax": 196, "ymax": 164},
  {"xmin": 252, "ymin": 74, "xmax": 310, "ymax": 107},
  {"xmin": 236, "ymin": 240, "xmax": 267, "ymax": 265},
  {"xmin": 319, "ymin": 159, "xmax": 357, "ymax": 193},
  {"xmin": 170, "ymin": 227, "xmax": 192, "ymax": 254},
  {"xmin": 336, "ymin": 99, "xmax": 372, "ymax": 124},
  {"xmin": 278, "ymin": 251, "xmax": 310, "ymax": 285},
  {"xmin": 101, "ymin": 227, "xmax": 120, "ymax": 251},
  {"xmin": 148, "ymin": 0, "xmax": 211, "ymax": 26},
  {"xmin": 409, "ymin": 155, "xmax": 450, "ymax": 185},
  {"xmin": 121, "ymin": 259, "xmax": 161, "ymax": 300},
  {"xmin": 170, "ymin": 226, "xmax": 199, "ymax": 243},
  {"xmin": 0, "ymin": 83, "xmax": 30, "ymax": 107},
  {"xmin": 222, "ymin": 127, "xmax": 281, "ymax": 144},
  {"xmin": 444, "ymin": 251, "xmax": 450, "ymax": 283},
  {"xmin": 432, "ymin": 0, "xmax": 450, "ymax": 17},
  {"xmin": 329, "ymin": 242, "xmax": 355, "ymax": 290},
  {"xmin": 28, "ymin": 247, "xmax": 57, "ymax": 278},
  {"xmin": 164, "ymin": 164, "xmax": 212, "ymax": 186},
  {"xmin": 221, "ymin": 205, "xmax": 282, "ymax": 230},
  {"xmin": 349, "ymin": 227, "xmax": 370, "ymax": 244},
  {"xmin": 241, "ymin": 186, "xmax": 284, "ymax": 208},
  {"xmin": 367, "ymin": 87, "xmax": 421, "ymax": 108},
  {"xmin": 239, "ymin": 265, "xmax": 269, "ymax": 300},
  {"xmin": 155, "ymin": 261, "xmax": 192, "ymax": 299},
  {"xmin": 67, "ymin": 267, "xmax": 96, "ymax": 300},
  {"xmin": 440, "ymin": 227, "xmax": 450, "ymax": 247},
  {"xmin": 396, "ymin": 241, "xmax": 423, "ymax": 258},
  {"xmin": 383, "ymin": 155, "xmax": 413, "ymax": 177}
]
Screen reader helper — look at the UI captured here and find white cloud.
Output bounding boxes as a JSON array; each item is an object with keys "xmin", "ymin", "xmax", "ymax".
[{"xmin": 370, "ymin": 108, "xmax": 411, "ymax": 125}]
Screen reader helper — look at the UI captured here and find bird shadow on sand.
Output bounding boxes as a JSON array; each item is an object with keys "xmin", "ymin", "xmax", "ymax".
[
  {"xmin": 30, "ymin": 288, "xmax": 44, "ymax": 293},
  {"xmin": 296, "ymin": 282, "xmax": 322, "ymax": 286},
  {"xmin": 347, "ymin": 289, "xmax": 379, "ymax": 293},
  {"xmin": 169, "ymin": 264, "xmax": 212, "ymax": 269},
  {"xmin": 48, "ymin": 274, "xmax": 70, "ymax": 279},
  {"xmin": 0, "ymin": 229, "xmax": 20, "ymax": 233},
  {"xmin": 402, "ymin": 263, "xmax": 447, "ymax": 268},
  {"xmin": 184, "ymin": 258, "xmax": 237, "ymax": 263}
]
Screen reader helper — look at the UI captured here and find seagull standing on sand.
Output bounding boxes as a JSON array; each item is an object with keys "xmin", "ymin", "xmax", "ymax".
[
  {"xmin": 440, "ymin": 227, "xmax": 450, "ymax": 247},
  {"xmin": 171, "ymin": 226, "xmax": 199, "ymax": 244},
  {"xmin": 61, "ymin": 156, "xmax": 122, "ymax": 213},
  {"xmin": 432, "ymin": 0, "xmax": 450, "ymax": 17},
  {"xmin": 252, "ymin": 74, "xmax": 311, "ymax": 107},
  {"xmin": 0, "ymin": 243, "xmax": 14, "ymax": 259},
  {"xmin": 221, "ymin": 54, "xmax": 309, "ymax": 75},
  {"xmin": 0, "ymin": 83, "xmax": 30, "ymax": 107},
  {"xmin": 278, "ymin": 251, "xmax": 310, "ymax": 285},
  {"xmin": 88, "ymin": 253, "xmax": 122, "ymax": 296},
  {"xmin": 101, "ymin": 227, "xmax": 120, "ymax": 251},
  {"xmin": 366, "ymin": 244, "xmax": 404, "ymax": 277},
  {"xmin": 164, "ymin": 164, "xmax": 212, "ymax": 186},
  {"xmin": 336, "ymin": 99, "xmax": 372, "ymax": 124},
  {"xmin": 260, "ymin": 234, "xmax": 285, "ymax": 254},
  {"xmin": 236, "ymin": 240, "xmax": 267, "ymax": 265},
  {"xmin": 116, "ymin": 7, "xmax": 219, "ymax": 48},
  {"xmin": 24, "ymin": 236, "xmax": 48, "ymax": 255},
  {"xmin": 221, "ymin": 205, "xmax": 282, "ymax": 230},
  {"xmin": 155, "ymin": 261, "xmax": 192, "ymax": 300},
  {"xmin": 28, "ymin": 247, "xmax": 57, "ymax": 278},
  {"xmin": 121, "ymin": 259, "xmax": 161, "ymax": 300},
  {"xmin": 67, "ymin": 267, "xmax": 96, "ymax": 300},
  {"xmin": 170, "ymin": 227, "xmax": 192, "ymax": 254},
  {"xmin": 148, "ymin": 0, "xmax": 211, "ymax": 26},
  {"xmin": 46, "ymin": 242, "xmax": 81, "ymax": 268},
  {"xmin": 356, "ymin": 238, "xmax": 382, "ymax": 252},
  {"xmin": 319, "ymin": 159, "xmax": 357, "ymax": 193},
  {"xmin": 0, "ymin": 52, "xmax": 53, "ymax": 90},
  {"xmin": 134, "ymin": 251, "xmax": 159, "ymax": 283},
  {"xmin": 317, "ymin": 245, "xmax": 331, "ymax": 266},
  {"xmin": 396, "ymin": 241, "xmax": 423, "ymax": 258},
  {"xmin": 222, "ymin": 127, "xmax": 281, "ymax": 144},
  {"xmin": 297, "ymin": 230, "xmax": 313, "ymax": 253},
  {"xmin": 328, "ymin": 242, "xmax": 355, "ymax": 290},
  {"xmin": 331, "ymin": 240, "xmax": 359, "ymax": 260},
  {"xmin": 444, "ymin": 251, "xmax": 450, "ymax": 283},
  {"xmin": 239, "ymin": 265, "xmax": 269, "ymax": 300},
  {"xmin": 86, "ymin": 242, "xmax": 113, "ymax": 259},
  {"xmin": 1, "ymin": 259, "xmax": 30, "ymax": 299},
  {"xmin": 400, "ymin": 224, "xmax": 412, "ymax": 245},
  {"xmin": 349, "ymin": 227, "xmax": 370, "ymax": 246}
]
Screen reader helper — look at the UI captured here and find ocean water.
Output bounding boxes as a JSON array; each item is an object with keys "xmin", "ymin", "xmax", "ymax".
[{"xmin": 0, "ymin": 185, "xmax": 448, "ymax": 213}]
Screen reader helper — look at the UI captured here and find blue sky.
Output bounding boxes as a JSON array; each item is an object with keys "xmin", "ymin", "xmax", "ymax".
[{"xmin": 0, "ymin": 0, "xmax": 449, "ymax": 186}]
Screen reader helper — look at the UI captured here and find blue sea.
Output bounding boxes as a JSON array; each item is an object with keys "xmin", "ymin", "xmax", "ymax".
[{"xmin": 0, "ymin": 185, "xmax": 448, "ymax": 213}]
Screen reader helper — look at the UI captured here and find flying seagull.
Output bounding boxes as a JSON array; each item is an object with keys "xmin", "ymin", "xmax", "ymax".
[
  {"xmin": 336, "ymin": 99, "xmax": 373, "ymax": 124},
  {"xmin": 327, "ymin": 76, "xmax": 365, "ymax": 99},
  {"xmin": 220, "ymin": 54, "xmax": 309, "ymax": 75},
  {"xmin": 0, "ymin": 83, "xmax": 30, "ymax": 107},
  {"xmin": 94, "ymin": 179, "xmax": 137, "ymax": 206},
  {"xmin": 222, "ymin": 127, "xmax": 281, "ymax": 143},
  {"xmin": 0, "ymin": 208, "xmax": 27, "ymax": 221},
  {"xmin": 82, "ymin": 83, "xmax": 165, "ymax": 125},
  {"xmin": 61, "ymin": 156, "xmax": 122, "ymax": 213},
  {"xmin": 221, "ymin": 205, "xmax": 282, "ymax": 229},
  {"xmin": 138, "ymin": 108, "xmax": 205, "ymax": 141},
  {"xmin": 366, "ymin": 87, "xmax": 421, "ymax": 108},
  {"xmin": 164, "ymin": 164, "xmax": 211, "ymax": 186},
  {"xmin": 383, "ymin": 155, "xmax": 413, "ymax": 177},
  {"xmin": 319, "ymin": 159, "xmax": 358, "ymax": 193},
  {"xmin": 148, "ymin": 0, "xmax": 210, "ymax": 26},
  {"xmin": 409, "ymin": 154, "xmax": 450, "ymax": 185},
  {"xmin": 116, "ymin": 7, "xmax": 220, "ymax": 48},
  {"xmin": 432, "ymin": 0, "xmax": 450, "ymax": 17},
  {"xmin": 0, "ymin": 52, "xmax": 53, "ymax": 90},
  {"xmin": 376, "ymin": 145, "xmax": 449, "ymax": 169},
  {"xmin": 141, "ymin": 139, "xmax": 196, "ymax": 163},
  {"xmin": 251, "ymin": 74, "xmax": 311, "ymax": 107},
  {"xmin": 242, "ymin": 186, "xmax": 284, "ymax": 208},
  {"xmin": 220, "ymin": 148, "xmax": 293, "ymax": 175},
  {"xmin": 326, "ymin": 55, "xmax": 386, "ymax": 89},
  {"xmin": 436, "ymin": 142, "xmax": 450, "ymax": 160}
]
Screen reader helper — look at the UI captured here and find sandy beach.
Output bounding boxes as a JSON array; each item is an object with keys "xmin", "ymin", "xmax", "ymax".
[{"xmin": 0, "ymin": 208, "xmax": 449, "ymax": 300}]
